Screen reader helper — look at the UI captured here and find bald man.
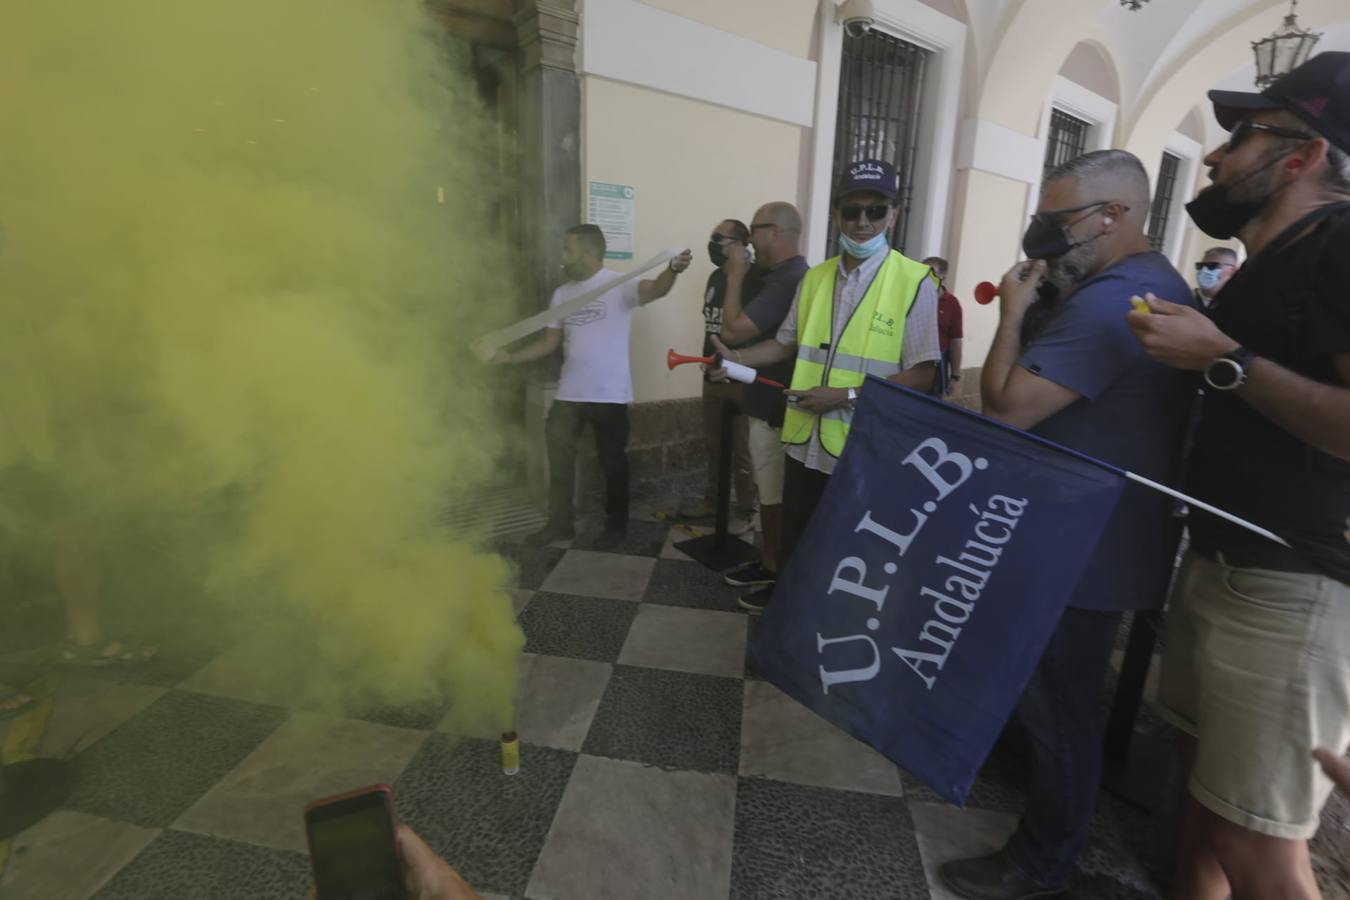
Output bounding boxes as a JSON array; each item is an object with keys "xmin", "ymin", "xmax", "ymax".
[
  {"xmin": 943, "ymin": 150, "xmax": 1199, "ymax": 899},
  {"xmin": 714, "ymin": 202, "xmax": 809, "ymax": 589},
  {"xmin": 1193, "ymin": 245, "xmax": 1238, "ymax": 309}
]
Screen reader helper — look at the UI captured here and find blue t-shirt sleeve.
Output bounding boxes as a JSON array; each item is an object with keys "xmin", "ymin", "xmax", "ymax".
[{"xmin": 1017, "ymin": 277, "xmax": 1146, "ymax": 401}]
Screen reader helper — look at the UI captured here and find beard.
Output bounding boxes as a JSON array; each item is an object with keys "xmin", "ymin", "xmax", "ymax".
[{"xmin": 1043, "ymin": 238, "xmax": 1099, "ymax": 297}]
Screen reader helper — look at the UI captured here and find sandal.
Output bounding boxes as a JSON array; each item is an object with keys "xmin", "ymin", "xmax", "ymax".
[
  {"xmin": 0, "ymin": 683, "xmax": 35, "ymax": 720},
  {"xmin": 59, "ymin": 640, "xmax": 159, "ymax": 667}
]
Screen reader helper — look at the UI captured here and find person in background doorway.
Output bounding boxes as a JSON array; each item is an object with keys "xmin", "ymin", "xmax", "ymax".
[{"xmin": 1193, "ymin": 246, "xmax": 1237, "ymax": 310}]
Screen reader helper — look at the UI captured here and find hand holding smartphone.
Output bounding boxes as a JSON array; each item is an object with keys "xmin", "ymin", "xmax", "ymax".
[{"xmin": 306, "ymin": 785, "xmax": 407, "ymax": 900}]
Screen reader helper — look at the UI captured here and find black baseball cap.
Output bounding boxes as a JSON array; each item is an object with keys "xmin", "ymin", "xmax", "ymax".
[
  {"xmin": 1208, "ymin": 51, "xmax": 1350, "ymax": 155},
  {"xmin": 834, "ymin": 158, "xmax": 899, "ymax": 200}
]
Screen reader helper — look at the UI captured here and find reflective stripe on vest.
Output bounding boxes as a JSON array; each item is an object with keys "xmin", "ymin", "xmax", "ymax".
[{"xmin": 782, "ymin": 250, "xmax": 932, "ymax": 457}]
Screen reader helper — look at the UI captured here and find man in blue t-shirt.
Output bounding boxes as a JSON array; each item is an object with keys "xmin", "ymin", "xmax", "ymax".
[{"xmin": 940, "ymin": 150, "xmax": 1198, "ymax": 900}]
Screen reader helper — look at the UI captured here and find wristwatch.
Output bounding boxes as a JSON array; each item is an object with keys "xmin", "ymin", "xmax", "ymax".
[
  {"xmin": 846, "ymin": 387, "xmax": 859, "ymax": 409},
  {"xmin": 1204, "ymin": 347, "xmax": 1256, "ymax": 391}
]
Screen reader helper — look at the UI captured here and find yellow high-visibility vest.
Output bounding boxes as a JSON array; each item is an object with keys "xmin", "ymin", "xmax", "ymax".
[{"xmin": 782, "ymin": 250, "xmax": 932, "ymax": 457}]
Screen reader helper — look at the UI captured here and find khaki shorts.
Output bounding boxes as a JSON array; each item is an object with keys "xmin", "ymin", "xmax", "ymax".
[
  {"xmin": 746, "ymin": 418, "xmax": 785, "ymax": 506},
  {"xmin": 1158, "ymin": 550, "xmax": 1350, "ymax": 839}
]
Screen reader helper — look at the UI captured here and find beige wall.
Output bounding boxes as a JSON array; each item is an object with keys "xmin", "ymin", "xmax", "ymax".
[
  {"xmin": 635, "ymin": 0, "xmax": 819, "ymax": 59},
  {"xmin": 581, "ymin": 75, "xmax": 805, "ymax": 403}
]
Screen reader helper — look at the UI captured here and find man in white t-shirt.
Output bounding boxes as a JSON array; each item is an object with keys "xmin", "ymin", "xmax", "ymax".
[{"xmin": 492, "ymin": 225, "xmax": 691, "ymax": 549}]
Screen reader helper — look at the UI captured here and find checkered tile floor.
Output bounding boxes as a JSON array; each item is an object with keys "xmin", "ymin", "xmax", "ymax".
[{"xmin": 0, "ymin": 515, "xmax": 1166, "ymax": 900}]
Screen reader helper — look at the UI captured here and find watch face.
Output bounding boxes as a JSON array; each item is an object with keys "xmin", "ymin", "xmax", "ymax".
[{"xmin": 1205, "ymin": 357, "xmax": 1242, "ymax": 391}]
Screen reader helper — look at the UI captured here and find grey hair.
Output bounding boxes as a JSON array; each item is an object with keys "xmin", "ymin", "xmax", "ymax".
[{"xmin": 1042, "ymin": 149, "xmax": 1151, "ymax": 223}]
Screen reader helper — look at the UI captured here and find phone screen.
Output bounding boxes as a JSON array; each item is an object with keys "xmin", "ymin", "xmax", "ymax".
[{"xmin": 307, "ymin": 791, "xmax": 406, "ymax": 900}]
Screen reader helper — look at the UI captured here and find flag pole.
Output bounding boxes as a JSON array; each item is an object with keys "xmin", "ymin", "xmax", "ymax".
[{"xmin": 1123, "ymin": 471, "xmax": 1290, "ymax": 548}]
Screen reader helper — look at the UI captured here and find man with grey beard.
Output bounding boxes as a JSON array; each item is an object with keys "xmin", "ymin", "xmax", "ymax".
[{"xmin": 939, "ymin": 150, "xmax": 1198, "ymax": 899}]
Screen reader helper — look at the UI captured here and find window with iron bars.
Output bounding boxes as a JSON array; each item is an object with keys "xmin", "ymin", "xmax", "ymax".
[
  {"xmin": 829, "ymin": 29, "xmax": 930, "ymax": 256},
  {"xmin": 1043, "ymin": 108, "xmax": 1090, "ymax": 176},
  {"xmin": 1147, "ymin": 151, "xmax": 1181, "ymax": 253}
]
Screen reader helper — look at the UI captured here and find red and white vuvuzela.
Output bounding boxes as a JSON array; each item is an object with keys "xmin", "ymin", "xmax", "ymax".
[{"xmin": 666, "ymin": 349, "xmax": 785, "ymax": 389}]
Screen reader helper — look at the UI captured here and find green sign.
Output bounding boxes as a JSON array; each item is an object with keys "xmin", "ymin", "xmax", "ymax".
[{"xmin": 588, "ymin": 181, "xmax": 635, "ymax": 260}]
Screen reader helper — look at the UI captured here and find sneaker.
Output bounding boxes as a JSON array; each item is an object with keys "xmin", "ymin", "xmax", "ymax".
[
  {"xmin": 592, "ymin": 527, "xmax": 627, "ymax": 552},
  {"xmin": 724, "ymin": 563, "xmax": 776, "ymax": 587},
  {"xmin": 938, "ymin": 851, "xmax": 1066, "ymax": 900},
  {"xmin": 526, "ymin": 523, "xmax": 574, "ymax": 546},
  {"xmin": 738, "ymin": 586, "xmax": 773, "ymax": 614}
]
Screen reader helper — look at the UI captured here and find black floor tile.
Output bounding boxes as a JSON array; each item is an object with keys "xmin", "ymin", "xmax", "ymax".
[
  {"xmin": 519, "ymin": 592, "xmax": 637, "ymax": 663},
  {"xmin": 570, "ymin": 519, "xmax": 669, "ymax": 557},
  {"xmin": 395, "ymin": 734, "xmax": 577, "ymax": 897},
  {"xmin": 642, "ymin": 558, "xmax": 740, "ymax": 611},
  {"xmin": 343, "ymin": 694, "xmax": 451, "ymax": 731},
  {"xmin": 492, "ymin": 542, "xmax": 567, "ymax": 590},
  {"xmin": 582, "ymin": 664, "xmax": 742, "ymax": 775},
  {"xmin": 730, "ymin": 778, "xmax": 926, "ymax": 900},
  {"xmin": 91, "ymin": 829, "xmax": 311, "ymax": 900},
  {"xmin": 65, "ymin": 690, "xmax": 287, "ymax": 827},
  {"xmin": 899, "ymin": 766, "xmax": 1025, "ymax": 813}
]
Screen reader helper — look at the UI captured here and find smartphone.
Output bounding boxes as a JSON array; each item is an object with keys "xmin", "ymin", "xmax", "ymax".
[{"xmin": 305, "ymin": 784, "xmax": 407, "ymax": 900}]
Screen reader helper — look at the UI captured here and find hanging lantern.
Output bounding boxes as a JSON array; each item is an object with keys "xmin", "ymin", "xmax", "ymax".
[{"xmin": 1252, "ymin": 0, "xmax": 1322, "ymax": 89}]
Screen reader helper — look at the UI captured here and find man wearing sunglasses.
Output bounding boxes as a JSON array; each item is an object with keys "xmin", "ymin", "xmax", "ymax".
[
  {"xmin": 1127, "ymin": 52, "xmax": 1350, "ymax": 900},
  {"xmin": 710, "ymin": 159, "xmax": 939, "ymax": 614},
  {"xmin": 943, "ymin": 148, "xmax": 1198, "ymax": 900},
  {"xmin": 680, "ymin": 219, "xmax": 758, "ymax": 527},
  {"xmin": 1193, "ymin": 247, "xmax": 1238, "ymax": 310}
]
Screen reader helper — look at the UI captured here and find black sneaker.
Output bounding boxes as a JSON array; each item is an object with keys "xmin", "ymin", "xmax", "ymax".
[
  {"xmin": 526, "ymin": 523, "xmax": 574, "ymax": 546},
  {"xmin": 938, "ymin": 851, "xmax": 1066, "ymax": 899},
  {"xmin": 592, "ymin": 527, "xmax": 627, "ymax": 552},
  {"xmin": 738, "ymin": 586, "xmax": 773, "ymax": 614},
  {"xmin": 724, "ymin": 563, "xmax": 776, "ymax": 587}
]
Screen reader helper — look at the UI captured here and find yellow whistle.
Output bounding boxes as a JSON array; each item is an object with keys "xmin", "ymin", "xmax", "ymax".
[{"xmin": 1130, "ymin": 296, "xmax": 1151, "ymax": 314}]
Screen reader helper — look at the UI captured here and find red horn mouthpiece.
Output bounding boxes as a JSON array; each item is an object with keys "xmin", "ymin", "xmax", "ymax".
[
  {"xmin": 974, "ymin": 281, "xmax": 998, "ymax": 305},
  {"xmin": 667, "ymin": 348, "xmax": 713, "ymax": 370}
]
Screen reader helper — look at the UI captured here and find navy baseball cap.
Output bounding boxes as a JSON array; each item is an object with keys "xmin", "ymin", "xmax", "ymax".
[
  {"xmin": 1208, "ymin": 51, "xmax": 1350, "ymax": 155},
  {"xmin": 834, "ymin": 158, "xmax": 899, "ymax": 200}
]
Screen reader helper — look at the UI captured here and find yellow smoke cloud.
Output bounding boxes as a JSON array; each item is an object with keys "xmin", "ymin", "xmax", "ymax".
[{"xmin": 0, "ymin": 0, "xmax": 523, "ymax": 727}]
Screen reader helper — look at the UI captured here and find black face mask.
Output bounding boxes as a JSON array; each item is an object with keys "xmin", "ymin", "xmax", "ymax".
[
  {"xmin": 1185, "ymin": 155, "xmax": 1288, "ymax": 239},
  {"xmin": 1021, "ymin": 201, "xmax": 1108, "ymax": 260},
  {"xmin": 707, "ymin": 241, "xmax": 728, "ymax": 268}
]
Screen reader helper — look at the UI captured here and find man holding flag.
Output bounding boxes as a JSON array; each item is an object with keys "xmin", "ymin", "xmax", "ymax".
[
  {"xmin": 940, "ymin": 149, "xmax": 1199, "ymax": 899},
  {"xmin": 710, "ymin": 158, "xmax": 939, "ymax": 613},
  {"xmin": 1127, "ymin": 52, "xmax": 1350, "ymax": 900}
]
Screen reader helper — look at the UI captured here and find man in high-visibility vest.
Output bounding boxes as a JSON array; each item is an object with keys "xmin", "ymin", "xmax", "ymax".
[{"xmin": 710, "ymin": 158, "xmax": 940, "ymax": 613}]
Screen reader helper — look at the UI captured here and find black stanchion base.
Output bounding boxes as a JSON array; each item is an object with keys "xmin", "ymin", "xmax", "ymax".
[
  {"xmin": 674, "ymin": 534, "xmax": 759, "ymax": 572},
  {"xmin": 1100, "ymin": 725, "xmax": 1173, "ymax": 813},
  {"xmin": 0, "ymin": 758, "xmax": 74, "ymax": 840}
]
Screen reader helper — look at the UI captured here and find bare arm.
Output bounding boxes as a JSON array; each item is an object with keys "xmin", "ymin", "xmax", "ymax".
[
  {"xmin": 711, "ymin": 333, "xmax": 795, "ymax": 368},
  {"xmin": 719, "ymin": 251, "xmax": 761, "ymax": 344},
  {"xmin": 1128, "ymin": 294, "xmax": 1350, "ymax": 462},
  {"xmin": 980, "ymin": 260, "xmax": 1081, "ymax": 430},
  {"xmin": 890, "ymin": 361, "xmax": 938, "ymax": 391},
  {"xmin": 494, "ymin": 328, "xmax": 560, "ymax": 364},
  {"xmin": 637, "ymin": 250, "xmax": 692, "ymax": 306}
]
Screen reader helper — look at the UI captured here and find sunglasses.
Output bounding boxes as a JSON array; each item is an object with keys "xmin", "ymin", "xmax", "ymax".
[
  {"xmin": 839, "ymin": 203, "xmax": 891, "ymax": 222},
  {"xmin": 1031, "ymin": 199, "xmax": 1117, "ymax": 230},
  {"xmin": 1226, "ymin": 120, "xmax": 1315, "ymax": 152},
  {"xmin": 709, "ymin": 232, "xmax": 741, "ymax": 244},
  {"xmin": 1194, "ymin": 261, "xmax": 1234, "ymax": 272}
]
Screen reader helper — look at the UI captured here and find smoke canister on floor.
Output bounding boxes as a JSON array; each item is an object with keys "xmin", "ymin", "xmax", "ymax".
[{"xmin": 501, "ymin": 731, "xmax": 519, "ymax": 776}]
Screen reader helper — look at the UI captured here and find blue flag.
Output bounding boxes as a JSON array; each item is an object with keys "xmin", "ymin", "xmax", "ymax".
[{"xmin": 750, "ymin": 378, "xmax": 1126, "ymax": 805}]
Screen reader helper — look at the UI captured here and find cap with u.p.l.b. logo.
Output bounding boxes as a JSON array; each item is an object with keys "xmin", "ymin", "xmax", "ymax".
[{"xmin": 834, "ymin": 158, "xmax": 899, "ymax": 200}]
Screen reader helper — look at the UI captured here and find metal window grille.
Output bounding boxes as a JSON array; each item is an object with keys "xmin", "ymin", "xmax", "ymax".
[
  {"xmin": 829, "ymin": 30, "xmax": 930, "ymax": 255},
  {"xmin": 1043, "ymin": 108, "xmax": 1090, "ymax": 175},
  {"xmin": 1147, "ymin": 151, "xmax": 1181, "ymax": 252}
]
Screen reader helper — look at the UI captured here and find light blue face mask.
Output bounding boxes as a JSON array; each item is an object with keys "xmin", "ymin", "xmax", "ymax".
[
  {"xmin": 838, "ymin": 230, "xmax": 889, "ymax": 260},
  {"xmin": 1196, "ymin": 267, "xmax": 1224, "ymax": 291}
]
